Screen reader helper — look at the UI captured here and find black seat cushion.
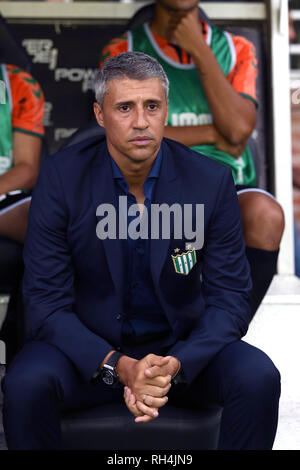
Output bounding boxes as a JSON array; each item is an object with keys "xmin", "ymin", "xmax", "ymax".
[{"xmin": 61, "ymin": 403, "xmax": 222, "ymax": 450}]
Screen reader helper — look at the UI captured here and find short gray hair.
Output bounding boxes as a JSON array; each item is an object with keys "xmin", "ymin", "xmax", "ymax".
[{"xmin": 94, "ymin": 52, "xmax": 169, "ymax": 107}]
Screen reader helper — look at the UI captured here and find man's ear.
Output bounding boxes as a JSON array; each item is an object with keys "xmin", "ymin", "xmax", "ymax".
[{"xmin": 94, "ymin": 102, "xmax": 105, "ymax": 128}]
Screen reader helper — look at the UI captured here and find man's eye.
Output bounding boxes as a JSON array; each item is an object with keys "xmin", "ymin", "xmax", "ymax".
[
  {"xmin": 120, "ymin": 105, "xmax": 130, "ymax": 112},
  {"xmin": 148, "ymin": 104, "xmax": 158, "ymax": 111}
]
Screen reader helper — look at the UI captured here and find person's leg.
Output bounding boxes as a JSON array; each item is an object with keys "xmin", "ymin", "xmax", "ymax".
[
  {"xmin": 169, "ymin": 341, "xmax": 281, "ymax": 450},
  {"xmin": 238, "ymin": 190, "xmax": 285, "ymax": 318},
  {"xmin": 2, "ymin": 341, "xmax": 123, "ymax": 450}
]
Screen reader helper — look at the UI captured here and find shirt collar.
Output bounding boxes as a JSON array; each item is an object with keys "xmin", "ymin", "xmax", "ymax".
[{"xmin": 110, "ymin": 146, "xmax": 163, "ymax": 184}]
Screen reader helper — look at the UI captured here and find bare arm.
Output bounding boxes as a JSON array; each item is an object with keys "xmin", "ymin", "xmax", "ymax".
[
  {"xmin": 169, "ymin": 9, "xmax": 257, "ymax": 145},
  {"xmin": 164, "ymin": 124, "xmax": 215, "ymax": 147},
  {"xmin": 0, "ymin": 131, "xmax": 41, "ymax": 194},
  {"xmin": 164, "ymin": 124, "xmax": 248, "ymax": 158}
]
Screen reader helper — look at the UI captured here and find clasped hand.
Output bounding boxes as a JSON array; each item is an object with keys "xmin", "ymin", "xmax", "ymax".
[{"xmin": 122, "ymin": 354, "xmax": 180, "ymax": 423}]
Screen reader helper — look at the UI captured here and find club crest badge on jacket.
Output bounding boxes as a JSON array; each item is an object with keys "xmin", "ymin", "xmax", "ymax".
[{"xmin": 171, "ymin": 246, "xmax": 197, "ymax": 275}]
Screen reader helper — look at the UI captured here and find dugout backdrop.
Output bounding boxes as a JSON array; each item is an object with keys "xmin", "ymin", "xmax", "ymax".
[
  {"xmin": 4, "ymin": 17, "xmax": 269, "ymax": 191},
  {"xmin": 8, "ymin": 22, "xmax": 124, "ymax": 155}
]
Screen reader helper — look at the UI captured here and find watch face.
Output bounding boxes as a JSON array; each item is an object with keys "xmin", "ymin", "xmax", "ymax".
[{"xmin": 102, "ymin": 369, "xmax": 115, "ymax": 386}]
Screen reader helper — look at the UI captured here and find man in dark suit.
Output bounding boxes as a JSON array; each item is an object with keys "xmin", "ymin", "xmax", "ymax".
[{"xmin": 2, "ymin": 52, "xmax": 280, "ymax": 450}]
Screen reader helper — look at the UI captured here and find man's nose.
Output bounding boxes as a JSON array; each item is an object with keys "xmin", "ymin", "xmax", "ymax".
[{"xmin": 133, "ymin": 107, "xmax": 148, "ymax": 129}]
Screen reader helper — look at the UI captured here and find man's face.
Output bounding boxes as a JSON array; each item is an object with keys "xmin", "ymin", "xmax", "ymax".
[
  {"xmin": 94, "ymin": 77, "xmax": 168, "ymax": 164},
  {"xmin": 156, "ymin": 0, "xmax": 199, "ymax": 14}
]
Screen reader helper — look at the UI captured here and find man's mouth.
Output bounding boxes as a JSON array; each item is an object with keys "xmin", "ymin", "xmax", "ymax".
[{"xmin": 129, "ymin": 136, "xmax": 154, "ymax": 146}]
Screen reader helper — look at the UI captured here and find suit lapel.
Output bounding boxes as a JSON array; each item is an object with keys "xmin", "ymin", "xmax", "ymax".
[
  {"xmin": 91, "ymin": 143, "xmax": 125, "ymax": 306},
  {"xmin": 90, "ymin": 139, "xmax": 181, "ymax": 298},
  {"xmin": 150, "ymin": 141, "xmax": 181, "ymax": 285}
]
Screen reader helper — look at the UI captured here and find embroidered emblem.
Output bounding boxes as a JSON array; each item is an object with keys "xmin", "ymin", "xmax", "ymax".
[{"xmin": 172, "ymin": 248, "xmax": 197, "ymax": 275}]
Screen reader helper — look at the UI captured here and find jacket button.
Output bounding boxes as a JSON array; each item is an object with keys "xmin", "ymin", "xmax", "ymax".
[{"xmin": 116, "ymin": 314, "xmax": 122, "ymax": 321}]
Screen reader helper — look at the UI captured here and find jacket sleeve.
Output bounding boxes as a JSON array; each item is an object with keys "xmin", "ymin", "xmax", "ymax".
[
  {"xmin": 167, "ymin": 167, "xmax": 252, "ymax": 385},
  {"xmin": 22, "ymin": 155, "xmax": 113, "ymax": 382}
]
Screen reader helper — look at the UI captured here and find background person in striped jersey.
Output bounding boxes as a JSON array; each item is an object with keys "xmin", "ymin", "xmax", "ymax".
[{"xmin": 99, "ymin": 0, "xmax": 285, "ymax": 319}]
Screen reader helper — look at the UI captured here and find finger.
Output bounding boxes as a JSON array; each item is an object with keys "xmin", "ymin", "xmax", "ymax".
[
  {"xmin": 167, "ymin": 20, "xmax": 181, "ymax": 32},
  {"xmin": 147, "ymin": 355, "xmax": 171, "ymax": 367},
  {"xmin": 142, "ymin": 382, "xmax": 172, "ymax": 399},
  {"xmin": 144, "ymin": 365, "xmax": 163, "ymax": 378},
  {"xmin": 127, "ymin": 389, "xmax": 140, "ymax": 410},
  {"xmin": 144, "ymin": 357, "xmax": 172, "ymax": 378},
  {"xmin": 124, "ymin": 388, "xmax": 143, "ymax": 417},
  {"xmin": 123, "ymin": 387, "xmax": 133, "ymax": 409},
  {"xmin": 125, "ymin": 385, "xmax": 161, "ymax": 423},
  {"xmin": 135, "ymin": 414, "xmax": 155, "ymax": 423},
  {"xmin": 124, "ymin": 386, "xmax": 135, "ymax": 400},
  {"xmin": 143, "ymin": 394, "xmax": 168, "ymax": 409},
  {"xmin": 145, "ymin": 374, "xmax": 172, "ymax": 388},
  {"xmin": 145, "ymin": 371, "xmax": 172, "ymax": 388},
  {"xmin": 129, "ymin": 391, "xmax": 137, "ymax": 406},
  {"xmin": 136, "ymin": 400, "xmax": 159, "ymax": 419},
  {"xmin": 124, "ymin": 386, "xmax": 135, "ymax": 403}
]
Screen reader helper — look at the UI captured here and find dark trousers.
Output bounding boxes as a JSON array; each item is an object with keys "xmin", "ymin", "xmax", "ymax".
[{"xmin": 1, "ymin": 340, "xmax": 280, "ymax": 450}]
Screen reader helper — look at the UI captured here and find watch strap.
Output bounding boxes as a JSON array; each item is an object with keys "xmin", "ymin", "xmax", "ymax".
[
  {"xmin": 90, "ymin": 351, "xmax": 123, "ymax": 386},
  {"xmin": 104, "ymin": 351, "xmax": 123, "ymax": 370}
]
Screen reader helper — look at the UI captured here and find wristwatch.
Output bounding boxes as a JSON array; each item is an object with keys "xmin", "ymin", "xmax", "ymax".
[{"xmin": 91, "ymin": 351, "xmax": 123, "ymax": 387}]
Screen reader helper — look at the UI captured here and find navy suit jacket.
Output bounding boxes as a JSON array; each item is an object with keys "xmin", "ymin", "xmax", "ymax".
[{"xmin": 23, "ymin": 137, "xmax": 252, "ymax": 386}]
